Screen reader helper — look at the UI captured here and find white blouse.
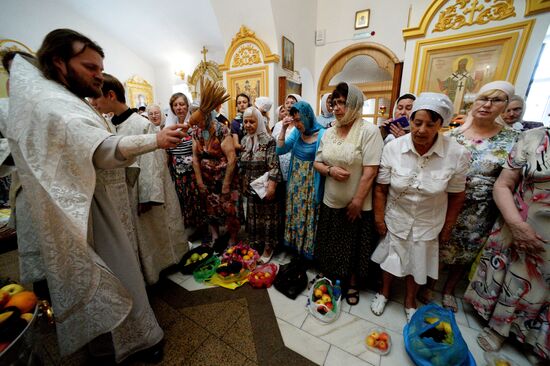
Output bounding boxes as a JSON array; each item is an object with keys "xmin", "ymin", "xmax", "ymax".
[{"xmin": 377, "ymin": 133, "xmax": 470, "ymax": 241}]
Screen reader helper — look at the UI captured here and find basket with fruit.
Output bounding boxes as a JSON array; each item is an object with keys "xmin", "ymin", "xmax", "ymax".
[
  {"xmin": 365, "ymin": 327, "xmax": 391, "ymax": 355},
  {"xmin": 248, "ymin": 263, "xmax": 278, "ymax": 288},
  {"xmin": 306, "ymin": 277, "xmax": 341, "ymax": 323},
  {"xmin": 484, "ymin": 352, "xmax": 516, "ymax": 366},
  {"xmin": 179, "ymin": 246, "xmax": 214, "ymax": 274},
  {"xmin": 221, "ymin": 243, "xmax": 259, "ymax": 271},
  {"xmin": 0, "ymin": 281, "xmax": 41, "ymax": 363}
]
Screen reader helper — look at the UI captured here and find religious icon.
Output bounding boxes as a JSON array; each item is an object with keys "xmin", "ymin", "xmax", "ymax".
[
  {"xmin": 437, "ymin": 56, "xmax": 477, "ymax": 114},
  {"xmin": 354, "ymin": 9, "xmax": 370, "ymax": 30},
  {"xmin": 282, "ymin": 36, "xmax": 294, "ymax": 71}
]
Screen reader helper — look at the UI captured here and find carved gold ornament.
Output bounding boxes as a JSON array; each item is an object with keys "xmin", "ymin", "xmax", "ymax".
[
  {"xmin": 232, "ymin": 44, "xmax": 262, "ymax": 67},
  {"xmin": 220, "ymin": 25, "xmax": 279, "ymax": 71},
  {"xmin": 434, "ymin": 0, "xmax": 516, "ymax": 32}
]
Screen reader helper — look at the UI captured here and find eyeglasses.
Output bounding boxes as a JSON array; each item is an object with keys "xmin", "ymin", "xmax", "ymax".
[
  {"xmin": 330, "ymin": 99, "xmax": 346, "ymax": 108},
  {"xmin": 475, "ymin": 97, "xmax": 508, "ymax": 105}
]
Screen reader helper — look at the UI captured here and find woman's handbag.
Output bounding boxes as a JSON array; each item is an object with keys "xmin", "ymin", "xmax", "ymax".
[
  {"xmin": 250, "ymin": 172, "xmax": 269, "ymax": 199},
  {"xmin": 273, "ymin": 258, "xmax": 308, "ymax": 300}
]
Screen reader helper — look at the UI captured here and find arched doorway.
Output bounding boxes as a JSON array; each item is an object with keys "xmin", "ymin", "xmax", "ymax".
[{"xmin": 317, "ymin": 42, "xmax": 402, "ymax": 125}]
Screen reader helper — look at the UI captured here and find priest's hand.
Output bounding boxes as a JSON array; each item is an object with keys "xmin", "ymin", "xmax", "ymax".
[{"xmin": 157, "ymin": 124, "xmax": 186, "ymax": 148}]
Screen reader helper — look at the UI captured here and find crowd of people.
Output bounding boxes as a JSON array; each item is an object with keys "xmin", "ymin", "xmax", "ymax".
[{"xmin": 0, "ymin": 28, "xmax": 548, "ymax": 364}]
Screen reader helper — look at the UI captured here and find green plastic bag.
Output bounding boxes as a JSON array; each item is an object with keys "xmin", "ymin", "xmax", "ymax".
[{"xmin": 193, "ymin": 255, "xmax": 221, "ymax": 283}]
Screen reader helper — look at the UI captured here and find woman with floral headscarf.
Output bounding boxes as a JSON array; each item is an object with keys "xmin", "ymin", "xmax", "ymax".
[
  {"xmin": 277, "ymin": 101, "xmax": 325, "ymax": 260},
  {"xmin": 313, "ymin": 82, "xmax": 384, "ymax": 305},
  {"xmin": 240, "ymin": 106, "xmax": 282, "ymax": 263}
]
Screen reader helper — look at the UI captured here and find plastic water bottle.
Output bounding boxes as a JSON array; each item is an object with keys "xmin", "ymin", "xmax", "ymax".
[{"xmin": 333, "ymin": 280, "xmax": 341, "ymax": 300}]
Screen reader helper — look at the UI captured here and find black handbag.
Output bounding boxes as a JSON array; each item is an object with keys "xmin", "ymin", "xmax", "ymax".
[{"xmin": 273, "ymin": 258, "xmax": 308, "ymax": 300}]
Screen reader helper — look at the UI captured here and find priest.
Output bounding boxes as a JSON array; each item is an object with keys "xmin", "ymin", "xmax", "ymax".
[{"xmin": 5, "ymin": 29, "xmax": 185, "ymax": 363}]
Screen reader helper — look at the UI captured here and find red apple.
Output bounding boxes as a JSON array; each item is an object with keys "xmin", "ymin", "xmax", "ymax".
[
  {"xmin": 0, "ymin": 290, "xmax": 9, "ymax": 309},
  {"xmin": 325, "ymin": 302, "xmax": 334, "ymax": 311},
  {"xmin": 379, "ymin": 332, "xmax": 389, "ymax": 342},
  {"xmin": 318, "ymin": 284, "xmax": 328, "ymax": 293},
  {"xmin": 377, "ymin": 340, "xmax": 388, "ymax": 351}
]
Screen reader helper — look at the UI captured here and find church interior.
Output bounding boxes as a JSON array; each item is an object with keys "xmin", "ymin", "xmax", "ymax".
[{"xmin": 1, "ymin": 0, "xmax": 549, "ymax": 365}]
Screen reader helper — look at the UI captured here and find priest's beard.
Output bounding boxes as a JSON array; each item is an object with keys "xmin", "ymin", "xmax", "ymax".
[{"xmin": 65, "ymin": 64, "xmax": 102, "ymax": 99}]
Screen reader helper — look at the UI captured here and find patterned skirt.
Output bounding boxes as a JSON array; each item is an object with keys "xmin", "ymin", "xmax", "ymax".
[
  {"xmin": 284, "ymin": 158, "xmax": 318, "ymax": 260},
  {"xmin": 464, "ymin": 217, "xmax": 549, "ymax": 360},
  {"xmin": 315, "ymin": 204, "xmax": 377, "ymax": 282},
  {"xmin": 167, "ymin": 152, "xmax": 203, "ymax": 228}
]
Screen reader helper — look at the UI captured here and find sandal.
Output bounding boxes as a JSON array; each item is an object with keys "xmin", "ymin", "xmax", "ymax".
[
  {"xmin": 442, "ymin": 294, "xmax": 458, "ymax": 312},
  {"xmin": 345, "ymin": 289, "xmax": 360, "ymax": 306},
  {"xmin": 417, "ymin": 288, "xmax": 434, "ymax": 304},
  {"xmin": 476, "ymin": 328, "xmax": 505, "ymax": 352},
  {"xmin": 258, "ymin": 245, "xmax": 274, "ymax": 264},
  {"xmin": 370, "ymin": 293, "xmax": 388, "ymax": 315},
  {"xmin": 405, "ymin": 307, "xmax": 417, "ymax": 323}
]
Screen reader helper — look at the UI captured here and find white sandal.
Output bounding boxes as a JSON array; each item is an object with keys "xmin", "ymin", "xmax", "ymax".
[
  {"xmin": 370, "ymin": 293, "xmax": 388, "ymax": 316},
  {"xmin": 405, "ymin": 307, "xmax": 417, "ymax": 323}
]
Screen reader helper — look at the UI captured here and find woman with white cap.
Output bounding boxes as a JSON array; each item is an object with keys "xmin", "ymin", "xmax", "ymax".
[
  {"xmin": 370, "ymin": 92, "xmax": 470, "ymax": 321},
  {"xmin": 317, "ymin": 93, "xmax": 335, "ymax": 128},
  {"xmin": 435, "ymin": 81, "xmax": 520, "ymax": 312}
]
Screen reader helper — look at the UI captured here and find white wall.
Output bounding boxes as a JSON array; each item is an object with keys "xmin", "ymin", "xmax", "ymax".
[
  {"xmin": 271, "ymin": 0, "xmax": 318, "ymax": 105},
  {"xmin": 1, "ymin": 0, "xmax": 156, "ymax": 103},
  {"xmin": 314, "ymin": 0, "xmax": 411, "ymax": 93}
]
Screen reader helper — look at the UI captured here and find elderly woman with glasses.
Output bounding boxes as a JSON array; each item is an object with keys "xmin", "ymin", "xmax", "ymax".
[
  {"xmin": 146, "ymin": 104, "xmax": 165, "ymax": 129},
  {"xmin": 428, "ymin": 81, "xmax": 520, "ymax": 312},
  {"xmin": 370, "ymin": 93, "xmax": 470, "ymax": 322},
  {"xmin": 313, "ymin": 82, "xmax": 384, "ymax": 306}
]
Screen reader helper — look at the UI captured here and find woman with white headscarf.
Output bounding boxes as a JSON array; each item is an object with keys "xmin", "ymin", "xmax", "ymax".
[
  {"xmin": 434, "ymin": 81, "xmax": 520, "ymax": 312},
  {"xmin": 254, "ymin": 96, "xmax": 273, "ymax": 130},
  {"xmin": 240, "ymin": 106, "xmax": 282, "ymax": 263},
  {"xmin": 313, "ymin": 82, "xmax": 384, "ymax": 306},
  {"xmin": 272, "ymin": 94, "xmax": 303, "ymax": 181},
  {"xmin": 370, "ymin": 93, "xmax": 469, "ymax": 321},
  {"xmin": 317, "ymin": 93, "xmax": 335, "ymax": 128}
]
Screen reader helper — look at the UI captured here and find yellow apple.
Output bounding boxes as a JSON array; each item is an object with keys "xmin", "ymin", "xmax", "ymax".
[
  {"xmin": 321, "ymin": 294, "xmax": 331, "ymax": 303},
  {"xmin": 1, "ymin": 284, "xmax": 25, "ymax": 296},
  {"xmin": 314, "ymin": 289, "xmax": 323, "ymax": 298}
]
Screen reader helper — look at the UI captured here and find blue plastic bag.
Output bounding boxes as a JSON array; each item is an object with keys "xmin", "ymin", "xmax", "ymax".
[{"xmin": 403, "ymin": 303, "xmax": 475, "ymax": 366}]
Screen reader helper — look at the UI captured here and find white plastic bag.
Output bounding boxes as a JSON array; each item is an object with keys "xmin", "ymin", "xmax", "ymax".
[
  {"xmin": 250, "ymin": 172, "xmax": 269, "ymax": 199},
  {"xmin": 306, "ymin": 277, "xmax": 342, "ymax": 323}
]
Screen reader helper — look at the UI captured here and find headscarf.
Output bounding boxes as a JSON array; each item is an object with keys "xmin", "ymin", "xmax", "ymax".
[
  {"xmin": 254, "ymin": 96, "xmax": 273, "ymax": 113},
  {"xmin": 335, "ymin": 83, "xmax": 363, "ymax": 127},
  {"xmin": 320, "ymin": 93, "xmax": 333, "ymax": 118},
  {"xmin": 291, "ymin": 101, "xmax": 323, "ymax": 136},
  {"xmin": 410, "ymin": 92, "xmax": 453, "ymax": 126},
  {"xmin": 478, "ymin": 80, "xmax": 515, "ymax": 99},
  {"xmin": 243, "ymin": 106, "xmax": 267, "ymax": 153},
  {"xmin": 286, "ymin": 94, "xmax": 302, "ymax": 103}
]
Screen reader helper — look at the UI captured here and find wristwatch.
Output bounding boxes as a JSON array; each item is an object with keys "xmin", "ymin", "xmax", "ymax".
[{"xmin": 327, "ymin": 166, "xmax": 332, "ymax": 177}]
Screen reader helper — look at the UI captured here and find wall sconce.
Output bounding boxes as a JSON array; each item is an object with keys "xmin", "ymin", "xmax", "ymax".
[{"xmin": 174, "ymin": 70, "xmax": 186, "ymax": 80}]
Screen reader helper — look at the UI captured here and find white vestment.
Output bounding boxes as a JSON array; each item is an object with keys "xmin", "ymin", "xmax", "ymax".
[
  {"xmin": 115, "ymin": 112, "xmax": 187, "ymax": 284},
  {"xmin": 6, "ymin": 57, "xmax": 163, "ymax": 362},
  {"xmin": 0, "ymin": 99, "xmax": 45, "ymax": 283}
]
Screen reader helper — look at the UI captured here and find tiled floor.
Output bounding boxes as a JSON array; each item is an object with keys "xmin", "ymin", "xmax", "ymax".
[{"xmin": 169, "ymin": 249, "xmax": 533, "ymax": 366}]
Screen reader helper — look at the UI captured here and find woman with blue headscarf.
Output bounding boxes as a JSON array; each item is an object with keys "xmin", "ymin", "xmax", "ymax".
[{"xmin": 276, "ymin": 101, "xmax": 325, "ymax": 260}]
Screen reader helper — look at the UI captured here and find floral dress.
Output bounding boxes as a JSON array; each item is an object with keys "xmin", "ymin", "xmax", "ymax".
[
  {"xmin": 167, "ymin": 135, "xmax": 203, "ymax": 227},
  {"xmin": 441, "ymin": 128, "xmax": 518, "ymax": 265},
  {"xmin": 464, "ymin": 128, "xmax": 550, "ymax": 360},
  {"xmin": 239, "ymin": 132, "xmax": 282, "ymax": 249},
  {"xmin": 192, "ymin": 120, "xmax": 241, "ymax": 236}
]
